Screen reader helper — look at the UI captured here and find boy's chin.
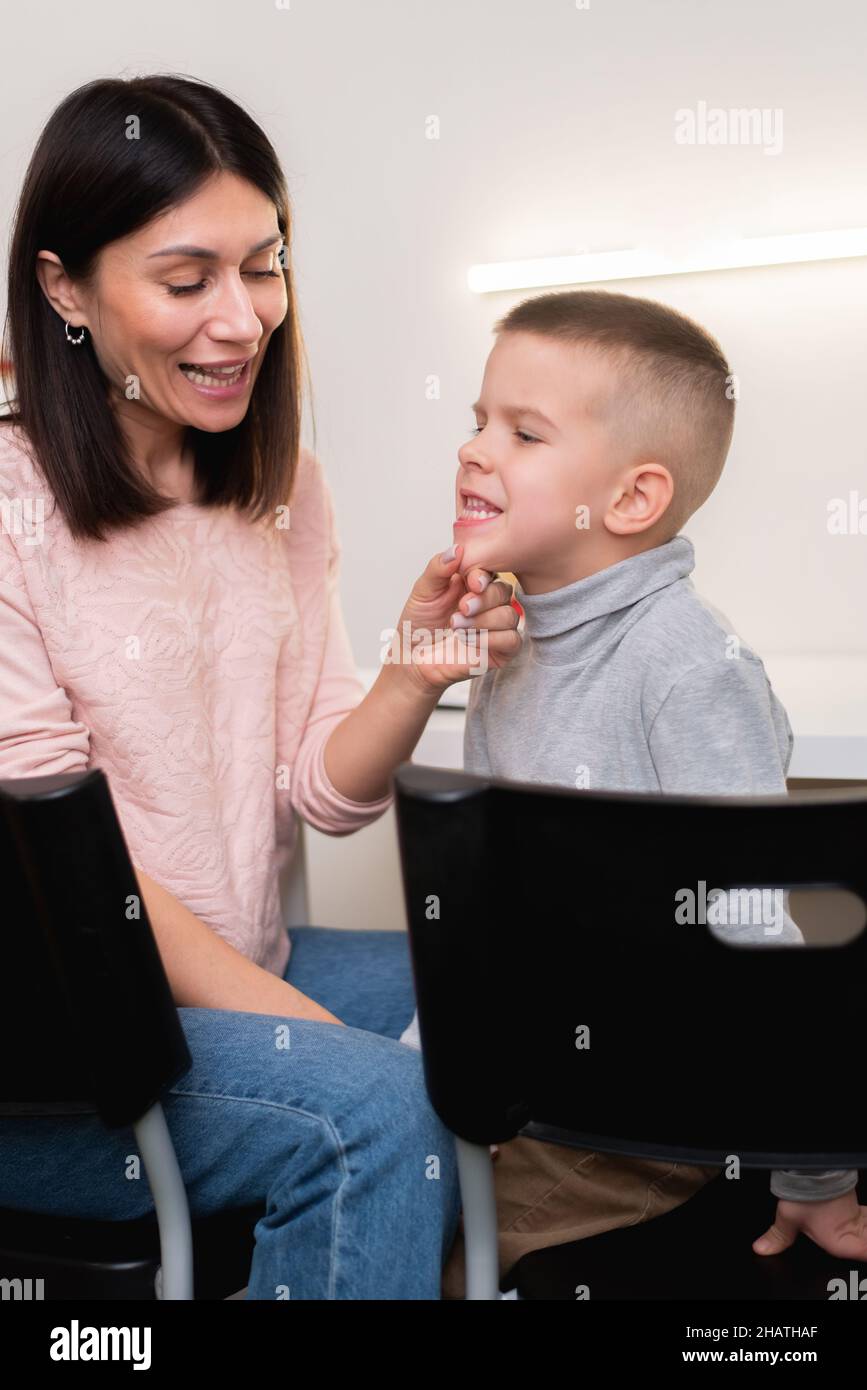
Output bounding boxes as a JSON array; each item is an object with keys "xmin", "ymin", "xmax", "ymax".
[
  {"xmin": 459, "ymin": 547, "xmax": 505, "ymax": 577},
  {"xmin": 456, "ymin": 537, "xmax": 507, "ymax": 577}
]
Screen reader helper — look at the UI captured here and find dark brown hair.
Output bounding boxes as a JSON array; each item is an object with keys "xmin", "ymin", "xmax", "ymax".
[
  {"xmin": 0, "ymin": 73, "xmax": 311, "ymax": 542},
  {"xmin": 494, "ymin": 289, "xmax": 736, "ymax": 536}
]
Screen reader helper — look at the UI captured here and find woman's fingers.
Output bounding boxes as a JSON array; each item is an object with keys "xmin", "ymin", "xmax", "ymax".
[
  {"xmin": 479, "ymin": 627, "xmax": 523, "ymax": 670},
  {"xmin": 454, "ymin": 576, "xmax": 515, "ymax": 621},
  {"xmin": 451, "ymin": 575, "xmax": 519, "ymax": 631},
  {"xmin": 463, "ymin": 565, "xmax": 495, "ymax": 594},
  {"xmin": 450, "ymin": 603, "xmax": 519, "ymax": 632}
]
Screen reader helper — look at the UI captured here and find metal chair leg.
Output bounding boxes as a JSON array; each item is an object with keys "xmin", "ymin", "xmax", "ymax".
[
  {"xmin": 456, "ymin": 1136, "xmax": 500, "ymax": 1299},
  {"xmin": 133, "ymin": 1103, "xmax": 194, "ymax": 1300}
]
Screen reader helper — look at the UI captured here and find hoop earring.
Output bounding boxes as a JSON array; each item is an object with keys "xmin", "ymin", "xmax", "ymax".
[{"xmin": 65, "ymin": 321, "xmax": 86, "ymax": 346}]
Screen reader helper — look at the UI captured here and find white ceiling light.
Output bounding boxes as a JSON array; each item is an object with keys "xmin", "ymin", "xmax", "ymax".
[{"xmin": 467, "ymin": 228, "xmax": 867, "ymax": 293}]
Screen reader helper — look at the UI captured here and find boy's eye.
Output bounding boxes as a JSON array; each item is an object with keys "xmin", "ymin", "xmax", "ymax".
[
  {"xmin": 469, "ymin": 425, "xmax": 539, "ymax": 444},
  {"xmin": 166, "ymin": 270, "xmax": 282, "ymax": 297}
]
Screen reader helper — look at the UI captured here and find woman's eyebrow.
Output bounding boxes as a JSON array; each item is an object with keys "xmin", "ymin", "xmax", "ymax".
[
  {"xmin": 471, "ymin": 400, "xmax": 558, "ymax": 431},
  {"xmin": 146, "ymin": 234, "xmax": 282, "ymax": 260}
]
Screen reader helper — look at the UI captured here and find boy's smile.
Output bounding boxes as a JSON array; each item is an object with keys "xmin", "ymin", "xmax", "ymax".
[{"xmin": 455, "ymin": 488, "xmax": 504, "ymax": 525}]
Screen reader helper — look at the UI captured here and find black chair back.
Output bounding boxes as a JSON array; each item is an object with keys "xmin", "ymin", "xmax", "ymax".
[
  {"xmin": 394, "ymin": 764, "xmax": 867, "ymax": 1170},
  {"xmin": 0, "ymin": 770, "xmax": 191, "ymax": 1127}
]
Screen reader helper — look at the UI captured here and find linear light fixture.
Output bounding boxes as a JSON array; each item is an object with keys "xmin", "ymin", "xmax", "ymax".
[{"xmin": 467, "ymin": 228, "xmax": 867, "ymax": 293}]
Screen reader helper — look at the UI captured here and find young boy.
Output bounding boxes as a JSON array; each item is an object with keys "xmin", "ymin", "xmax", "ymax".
[{"xmin": 397, "ymin": 288, "xmax": 861, "ymax": 1297}]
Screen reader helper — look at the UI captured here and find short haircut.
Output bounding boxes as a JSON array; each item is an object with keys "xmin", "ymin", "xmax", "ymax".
[{"xmin": 493, "ymin": 289, "xmax": 736, "ymax": 538}]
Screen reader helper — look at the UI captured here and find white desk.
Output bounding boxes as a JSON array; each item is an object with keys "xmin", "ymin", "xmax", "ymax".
[
  {"xmin": 360, "ymin": 655, "xmax": 867, "ymax": 781},
  {"xmin": 760, "ymin": 655, "xmax": 867, "ymax": 780}
]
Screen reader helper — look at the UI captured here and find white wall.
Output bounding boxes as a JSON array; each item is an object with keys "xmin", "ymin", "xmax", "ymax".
[
  {"xmin": 2, "ymin": 0, "xmax": 866, "ymax": 663},
  {"xmin": 2, "ymin": 0, "xmax": 865, "ymax": 928}
]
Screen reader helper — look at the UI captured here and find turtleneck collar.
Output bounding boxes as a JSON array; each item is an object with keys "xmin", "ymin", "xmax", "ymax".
[{"xmin": 517, "ymin": 534, "xmax": 696, "ymax": 667}]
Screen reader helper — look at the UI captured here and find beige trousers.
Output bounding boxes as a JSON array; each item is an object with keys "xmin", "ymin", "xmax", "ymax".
[{"xmin": 441, "ymin": 1133, "xmax": 722, "ymax": 1300}]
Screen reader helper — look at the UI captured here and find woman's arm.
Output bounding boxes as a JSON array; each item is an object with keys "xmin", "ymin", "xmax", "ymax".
[
  {"xmin": 323, "ymin": 663, "xmax": 440, "ymax": 802},
  {"xmin": 133, "ymin": 866, "xmax": 343, "ymax": 1025}
]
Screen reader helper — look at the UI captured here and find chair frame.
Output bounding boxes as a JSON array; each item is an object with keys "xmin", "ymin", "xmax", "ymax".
[
  {"xmin": 0, "ymin": 769, "xmax": 271, "ymax": 1300},
  {"xmin": 393, "ymin": 762, "xmax": 867, "ymax": 1300}
]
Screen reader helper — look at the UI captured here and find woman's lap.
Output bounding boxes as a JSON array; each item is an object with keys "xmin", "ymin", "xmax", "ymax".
[
  {"xmin": 0, "ymin": 926, "xmax": 456, "ymax": 1298},
  {"xmin": 282, "ymin": 925, "xmax": 417, "ymax": 1038}
]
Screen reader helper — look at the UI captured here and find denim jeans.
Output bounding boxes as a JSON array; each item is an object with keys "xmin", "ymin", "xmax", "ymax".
[{"xmin": 0, "ymin": 927, "xmax": 461, "ymax": 1300}]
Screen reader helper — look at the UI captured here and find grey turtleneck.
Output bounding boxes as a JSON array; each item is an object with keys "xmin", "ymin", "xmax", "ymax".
[{"xmin": 459, "ymin": 534, "xmax": 857, "ymax": 1203}]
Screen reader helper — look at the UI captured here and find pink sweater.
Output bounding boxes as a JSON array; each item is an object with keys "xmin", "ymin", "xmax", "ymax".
[{"xmin": 0, "ymin": 422, "xmax": 394, "ymax": 975}]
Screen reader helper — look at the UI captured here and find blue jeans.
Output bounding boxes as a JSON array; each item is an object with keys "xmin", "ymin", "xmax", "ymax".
[{"xmin": 0, "ymin": 927, "xmax": 461, "ymax": 1299}]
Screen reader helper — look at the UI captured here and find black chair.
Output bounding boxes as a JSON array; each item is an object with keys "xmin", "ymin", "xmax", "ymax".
[
  {"xmin": 0, "ymin": 769, "xmax": 264, "ymax": 1300},
  {"xmin": 393, "ymin": 763, "xmax": 867, "ymax": 1300}
]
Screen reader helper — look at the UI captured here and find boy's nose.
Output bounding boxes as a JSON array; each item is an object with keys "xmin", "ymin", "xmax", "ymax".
[{"xmin": 459, "ymin": 442, "xmax": 493, "ymax": 469}]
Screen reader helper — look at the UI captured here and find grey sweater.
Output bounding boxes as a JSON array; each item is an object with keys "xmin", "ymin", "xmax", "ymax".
[{"xmin": 459, "ymin": 534, "xmax": 856, "ymax": 1203}]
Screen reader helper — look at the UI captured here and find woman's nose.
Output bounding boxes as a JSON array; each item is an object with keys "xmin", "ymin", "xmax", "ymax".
[{"xmin": 207, "ymin": 276, "xmax": 263, "ymax": 344}]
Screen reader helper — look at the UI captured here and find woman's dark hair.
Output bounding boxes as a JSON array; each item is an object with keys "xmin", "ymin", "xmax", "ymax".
[{"xmin": 0, "ymin": 73, "xmax": 311, "ymax": 541}]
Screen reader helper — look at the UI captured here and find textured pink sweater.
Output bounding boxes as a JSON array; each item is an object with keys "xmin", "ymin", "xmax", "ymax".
[{"xmin": 0, "ymin": 422, "xmax": 394, "ymax": 975}]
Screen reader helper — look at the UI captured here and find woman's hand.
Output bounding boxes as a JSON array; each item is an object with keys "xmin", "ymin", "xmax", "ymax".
[
  {"xmin": 753, "ymin": 1190, "xmax": 867, "ymax": 1261},
  {"xmin": 387, "ymin": 543, "xmax": 522, "ymax": 696},
  {"xmin": 323, "ymin": 544, "xmax": 520, "ymax": 801}
]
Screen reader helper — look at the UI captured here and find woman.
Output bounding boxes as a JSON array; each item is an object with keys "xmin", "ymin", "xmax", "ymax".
[{"xmin": 0, "ymin": 73, "xmax": 521, "ymax": 1299}]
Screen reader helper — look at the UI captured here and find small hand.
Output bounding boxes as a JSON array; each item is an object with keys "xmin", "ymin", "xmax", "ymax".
[
  {"xmin": 390, "ymin": 543, "xmax": 522, "ymax": 695},
  {"xmin": 753, "ymin": 1189, "xmax": 867, "ymax": 1260}
]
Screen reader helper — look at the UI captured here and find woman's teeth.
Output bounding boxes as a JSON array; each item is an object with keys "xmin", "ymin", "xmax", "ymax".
[{"xmin": 179, "ymin": 362, "xmax": 246, "ymax": 386}]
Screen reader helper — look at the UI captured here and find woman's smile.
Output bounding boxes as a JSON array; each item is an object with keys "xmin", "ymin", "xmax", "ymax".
[{"xmin": 176, "ymin": 356, "xmax": 253, "ymax": 398}]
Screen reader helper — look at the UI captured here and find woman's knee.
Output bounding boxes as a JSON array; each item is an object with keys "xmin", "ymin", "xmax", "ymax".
[{"xmin": 169, "ymin": 1009, "xmax": 459, "ymax": 1195}]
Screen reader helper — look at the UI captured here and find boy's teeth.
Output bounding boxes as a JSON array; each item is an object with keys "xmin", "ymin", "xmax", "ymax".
[{"xmin": 461, "ymin": 494, "xmax": 502, "ymax": 518}]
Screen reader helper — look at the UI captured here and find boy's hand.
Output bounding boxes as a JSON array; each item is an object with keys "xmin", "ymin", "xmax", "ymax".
[
  {"xmin": 753, "ymin": 1190, "xmax": 867, "ymax": 1260},
  {"xmin": 389, "ymin": 543, "xmax": 521, "ymax": 695}
]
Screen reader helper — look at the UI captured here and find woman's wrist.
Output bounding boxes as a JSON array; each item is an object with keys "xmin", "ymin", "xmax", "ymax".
[
  {"xmin": 322, "ymin": 661, "xmax": 444, "ymax": 803},
  {"xmin": 377, "ymin": 656, "xmax": 447, "ymax": 709},
  {"xmin": 134, "ymin": 864, "xmax": 342, "ymax": 1021}
]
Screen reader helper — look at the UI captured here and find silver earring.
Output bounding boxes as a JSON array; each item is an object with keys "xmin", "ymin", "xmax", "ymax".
[{"xmin": 65, "ymin": 321, "xmax": 86, "ymax": 345}]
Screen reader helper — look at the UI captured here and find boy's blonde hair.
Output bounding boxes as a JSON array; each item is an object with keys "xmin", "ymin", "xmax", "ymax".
[{"xmin": 494, "ymin": 289, "xmax": 736, "ymax": 538}]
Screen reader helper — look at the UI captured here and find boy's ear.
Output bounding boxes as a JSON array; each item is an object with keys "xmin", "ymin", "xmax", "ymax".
[{"xmin": 605, "ymin": 463, "xmax": 674, "ymax": 537}]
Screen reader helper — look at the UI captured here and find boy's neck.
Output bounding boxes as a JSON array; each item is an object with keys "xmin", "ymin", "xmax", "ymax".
[
  {"xmin": 516, "ymin": 536, "xmax": 668, "ymax": 596},
  {"xmin": 515, "ymin": 535, "xmax": 695, "ymax": 661}
]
